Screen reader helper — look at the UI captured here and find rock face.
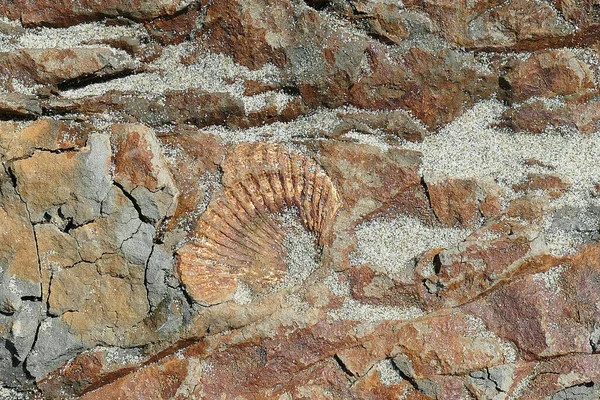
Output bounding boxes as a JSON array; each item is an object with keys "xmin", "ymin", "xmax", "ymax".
[{"xmin": 1, "ymin": 0, "xmax": 600, "ymax": 399}]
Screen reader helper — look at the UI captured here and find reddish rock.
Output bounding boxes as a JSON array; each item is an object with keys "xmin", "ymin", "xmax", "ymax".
[
  {"xmin": 391, "ymin": 309, "xmax": 512, "ymax": 377},
  {"xmin": 0, "ymin": 0, "xmax": 193, "ymax": 27},
  {"xmin": 337, "ymin": 109, "xmax": 428, "ymax": 142},
  {"xmin": 499, "ymin": 50, "xmax": 596, "ymax": 104},
  {"xmin": 464, "ymin": 244, "xmax": 600, "ymax": 360},
  {"xmin": 145, "ymin": 5, "xmax": 200, "ymax": 45},
  {"xmin": 229, "ymin": 96, "xmax": 309, "ymax": 129},
  {"xmin": 164, "ymin": 89, "xmax": 245, "ymax": 127},
  {"xmin": 201, "ymin": 0, "xmax": 292, "ymax": 69},
  {"xmin": 0, "ymin": 119, "xmax": 88, "ymax": 162},
  {"xmin": 158, "ymin": 132, "xmax": 226, "ymax": 235},
  {"xmin": 110, "ymin": 124, "xmax": 179, "ymax": 224},
  {"xmin": 0, "ymin": 47, "xmax": 136, "ymax": 86},
  {"xmin": 38, "ymin": 347, "xmax": 148, "ymax": 399},
  {"xmin": 424, "ymin": 177, "xmax": 502, "ymax": 228},
  {"xmin": 316, "ymin": 140, "xmax": 430, "ymax": 220},
  {"xmin": 347, "ymin": 264, "xmax": 422, "ymax": 308},
  {"xmin": 348, "ymin": 0, "xmax": 411, "ymax": 44},
  {"xmin": 505, "ymin": 195, "xmax": 549, "ymax": 222},
  {"xmin": 416, "ymin": 228, "xmax": 553, "ymax": 309},
  {"xmin": 499, "ymin": 96, "xmax": 600, "ymax": 134},
  {"xmin": 347, "ymin": 46, "xmax": 496, "ymax": 129},
  {"xmin": 513, "ymin": 173, "xmax": 571, "ymax": 197}
]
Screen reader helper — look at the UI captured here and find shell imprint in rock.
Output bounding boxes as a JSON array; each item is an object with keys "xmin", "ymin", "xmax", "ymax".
[{"xmin": 177, "ymin": 143, "xmax": 341, "ymax": 306}]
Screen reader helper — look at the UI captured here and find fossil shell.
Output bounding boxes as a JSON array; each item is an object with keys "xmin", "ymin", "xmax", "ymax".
[{"xmin": 177, "ymin": 143, "xmax": 341, "ymax": 305}]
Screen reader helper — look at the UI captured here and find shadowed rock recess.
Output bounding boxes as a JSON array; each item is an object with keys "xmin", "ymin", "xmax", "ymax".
[{"xmin": 2, "ymin": 0, "xmax": 600, "ymax": 398}]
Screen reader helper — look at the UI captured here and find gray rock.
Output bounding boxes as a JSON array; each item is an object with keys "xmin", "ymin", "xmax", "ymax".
[
  {"xmin": 25, "ymin": 317, "xmax": 87, "ymax": 380},
  {"xmin": 121, "ymin": 222, "xmax": 155, "ymax": 265},
  {"xmin": 550, "ymin": 382, "xmax": 600, "ymax": 400},
  {"xmin": 9, "ymin": 301, "xmax": 41, "ymax": 362},
  {"xmin": 0, "ymin": 93, "xmax": 42, "ymax": 117},
  {"xmin": 0, "ymin": 341, "xmax": 30, "ymax": 388},
  {"xmin": 145, "ymin": 245, "xmax": 171, "ymax": 310}
]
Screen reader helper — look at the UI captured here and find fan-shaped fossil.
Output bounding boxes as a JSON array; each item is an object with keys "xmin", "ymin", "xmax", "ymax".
[{"xmin": 177, "ymin": 143, "xmax": 341, "ymax": 306}]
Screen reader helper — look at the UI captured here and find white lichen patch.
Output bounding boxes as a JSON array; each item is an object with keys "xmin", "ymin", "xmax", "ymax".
[
  {"xmin": 373, "ymin": 359, "xmax": 403, "ymax": 386},
  {"xmin": 0, "ymin": 20, "xmax": 144, "ymax": 52},
  {"xmin": 532, "ymin": 264, "xmax": 568, "ymax": 292},
  {"xmin": 352, "ymin": 215, "xmax": 472, "ymax": 277}
]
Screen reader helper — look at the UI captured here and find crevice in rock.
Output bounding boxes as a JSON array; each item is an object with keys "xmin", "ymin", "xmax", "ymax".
[
  {"xmin": 389, "ymin": 357, "xmax": 426, "ymax": 394},
  {"xmin": 113, "ymin": 181, "xmax": 153, "ymax": 224},
  {"xmin": 56, "ymin": 69, "xmax": 139, "ymax": 92},
  {"xmin": 420, "ymin": 177, "xmax": 441, "ymax": 225},
  {"xmin": 332, "ymin": 354, "xmax": 355, "ymax": 380},
  {"xmin": 144, "ymin": 244, "xmax": 156, "ymax": 312}
]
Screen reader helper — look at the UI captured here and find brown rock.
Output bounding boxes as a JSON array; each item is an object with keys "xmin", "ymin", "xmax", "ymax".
[
  {"xmin": 145, "ymin": 5, "xmax": 200, "ymax": 45},
  {"xmin": 164, "ymin": 89, "xmax": 245, "ymax": 127},
  {"xmin": 0, "ymin": 47, "xmax": 136, "ymax": 86},
  {"xmin": 0, "ymin": 0, "xmax": 193, "ymax": 27},
  {"xmin": 0, "ymin": 168, "xmax": 40, "ymax": 306},
  {"xmin": 201, "ymin": 0, "xmax": 292, "ymax": 69},
  {"xmin": 424, "ymin": 177, "xmax": 503, "ymax": 228},
  {"xmin": 77, "ymin": 349, "xmax": 190, "ymax": 400},
  {"xmin": 0, "ymin": 93, "xmax": 41, "ymax": 116},
  {"xmin": 346, "ymin": 46, "xmax": 496, "ymax": 129},
  {"xmin": 316, "ymin": 141, "xmax": 429, "ymax": 219},
  {"xmin": 0, "ymin": 119, "xmax": 88, "ymax": 162},
  {"xmin": 513, "ymin": 173, "xmax": 570, "ymax": 197},
  {"xmin": 499, "ymin": 50, "xmax": 595, "ymax": 104},
  {"xmin": 337, "ymin": 109, "xmax": 427, "ymax": 142},
  {"xmin": 499, "ymin": 96, "xmax": 600, "ymax": 134},
  {"xmin": 416, "ymin": 227, "xmax": 552, "ymax": 309},
  {"xmin": 229, "ymin": 96, "xmax": 309, "ymax": 129},
  {"xmin": 392, "ymin": 309, "xmax": 512, "ymax": 377},
  {"xmin": 158, "ymin": 131, "xmax": 226, "ymax": 235},
  {"xmin": 464, "ymin": 244, "xmax": 600, "ymax": 360},
  {"xmin": 38, "ymin": 347, "xmax": 148, "ymax": 399},
  {"xmin": 110, "ymin": 124, "xmax": 179, "ymax": 224},
  {"xmin": 9, "ymin": 133, "xmax": 112, "ymax": 225},
  {"xmin": 349, "ymin": 0, "xmax": 410, "ymax": 44},
  {"xmin": 347, "ymin": 264, "xmax": 422, "ymax": 308}
]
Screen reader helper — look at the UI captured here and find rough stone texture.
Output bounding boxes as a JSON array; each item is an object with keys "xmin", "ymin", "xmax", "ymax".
[
  {"xmin": 1, "ymin": 0, "xmax": 600, "ymax": 398},
  {"xmin": 0, "ymin": 0, "xmax": 194, "ymax": 27},
  {"xmin": 0, "ymin": 47, "xmax": 137, "ymax": 87}
]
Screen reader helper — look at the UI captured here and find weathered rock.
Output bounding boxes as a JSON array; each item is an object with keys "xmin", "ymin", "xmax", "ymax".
[
  {"xmin": 464, "ymin": 244, "xmax": 600, "ymax": 360},
  {"xmin": 499, "ymin": 97, "xmax": 600, "ymax": 134},
  {"xmin": 26, "ymin": 317, "xmax": 88, "ymax": 381},
  {"xmin": 110, "ymin": 124, "xmax": 179, "ymax": 224},
  {"xmin": 0, "ymin": 93, "xmax": 42, "ymax": 116},
  {"xmin": 201, "ymin": 0, "xmax": 293, "ymax": 69},
  {"xmin": 499, "ymin": 50, "xmax": 596, "ymax": 104},
  {"xmin": 9, "ymin": 133, "xmax": 112, "ymax": 225},
  {"xmin": 0, "ymin": 167, "xmax": 41, "ymax": 306},
  {"xmin": 417, "ymin": 225, "xmax": 551, "ymax": 309},
  {"xmin": 0, "ymin": 0, "xmax": 194, "ymax": 27},
  {"xmin": 337, "ymin": 109, "xmax": 428, "ymax": 142},
  {"xmin": 145, "ymin": 5, "xmax": 200, "ymax": 45},
  {"xmin": 0, "ymin": 119, "xmax": 88, "ymax": 162},
  {"xmin": 0, "ymin": 47, "xmax": 136, "ymax": 87},
  {"xmin": 424, "ymin": 177, "xmax": 501, "ymax": 228}
]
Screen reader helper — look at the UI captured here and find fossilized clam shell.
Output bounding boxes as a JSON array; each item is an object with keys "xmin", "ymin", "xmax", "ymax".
[{"xmin": 177, "ymin": 143, "xmax": 341, "ymax": 306}]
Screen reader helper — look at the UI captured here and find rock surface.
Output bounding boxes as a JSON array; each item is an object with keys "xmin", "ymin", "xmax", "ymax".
[{"xmin": 1, "ymin": 0, "xmax": 600, "ymax": 399}]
